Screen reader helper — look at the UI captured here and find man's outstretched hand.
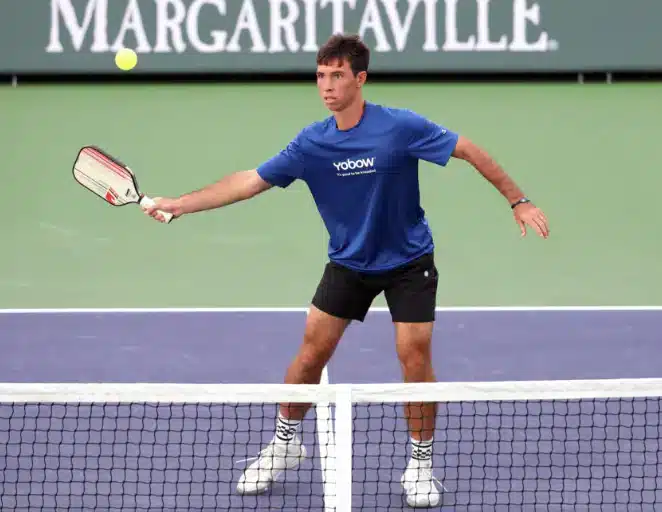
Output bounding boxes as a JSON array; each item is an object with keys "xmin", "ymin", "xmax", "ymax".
[
  {"xmin": 142, "ymin": 197, "xmax": 183, "ymax": 223},
  {"xmin": 514, "ymin": 202, "xmax": 549, "ymax": 239}
]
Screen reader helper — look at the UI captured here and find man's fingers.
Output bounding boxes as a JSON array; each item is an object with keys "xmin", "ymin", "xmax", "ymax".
[
  {"xmin": 526, "ymin": 217, "xmax": 543, "ymax": 237},
  {"xmin": 538, "ymin": 215, "xmax": 550, "ymax": 238},
  {"xmin": 143, "ymin": 206, "xmax": 164, "ymax": 220},
  {"xmin": 140, "ymin": 196, "xmax": 173, "ymax": 224},
  {"xmin": 528, "ymin": 215, "xmax": 548, "ymax": 238},
  {"xmin": 514, "ymin": 206, "xmax": 550, "ymax": 240},
  {"xmin": 534, "ymin": 212, "xmax": 549, "ymax": 238}
]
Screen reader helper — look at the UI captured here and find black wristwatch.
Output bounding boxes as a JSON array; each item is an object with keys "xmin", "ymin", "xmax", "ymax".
[{"xmin": 510, "ymin": 197, "xmax": 531, "ymax": 209}]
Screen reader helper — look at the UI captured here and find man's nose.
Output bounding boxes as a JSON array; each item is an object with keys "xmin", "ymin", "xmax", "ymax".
[{"xmin": 320, "ymin": 77, "xmax": 333, "ymax": 91}]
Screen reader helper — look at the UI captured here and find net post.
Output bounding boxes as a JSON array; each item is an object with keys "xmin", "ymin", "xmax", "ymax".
[
  {"xmin": 317, "ymin": 368, "xmax": 337, "ymax": 512},
  {"xmin": 334, "ymin": 384, "xmax": 353, "ymax": 512}
]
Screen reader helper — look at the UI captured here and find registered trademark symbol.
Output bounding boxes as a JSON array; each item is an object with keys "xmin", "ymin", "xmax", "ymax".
[{"xmin": 548, "ymin": 40, "xmax": 559, "ymax": 51}]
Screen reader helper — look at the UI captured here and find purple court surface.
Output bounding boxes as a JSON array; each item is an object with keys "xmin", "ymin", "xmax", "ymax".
[
  {"xmin": 1, "ymin": 308, "xmax": 661, "ymax": 384},
  {"xmin": 1, "ymin": 307, "xmax": 661, "ymax": 511}
]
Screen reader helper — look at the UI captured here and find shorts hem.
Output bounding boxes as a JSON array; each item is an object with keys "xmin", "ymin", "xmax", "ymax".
[
  {"xmin": 311, "ymin": 298, "xmax": 368, "ymax": 323},
  {"xmin": 390, "ymin": 312, "xmax": 436, "ymax": 323}
]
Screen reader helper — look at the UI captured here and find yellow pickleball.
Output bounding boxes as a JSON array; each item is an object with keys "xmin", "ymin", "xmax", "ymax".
[{"xmin": 115, "ymin": 48, "xmax": 138, "ymax": 71}]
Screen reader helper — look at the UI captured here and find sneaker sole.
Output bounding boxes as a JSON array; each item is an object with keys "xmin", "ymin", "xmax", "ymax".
[
  {"xmin": 401, "ymin": 475, "xmax": 441, "ymax": 508},
  {"xmin": 236, "ymin": 452, "xmax": 307, "ymax": 495}
]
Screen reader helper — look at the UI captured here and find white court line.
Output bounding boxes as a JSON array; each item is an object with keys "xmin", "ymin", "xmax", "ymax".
[{"xmin": 0, "ymin": 305, "xmax": 661, "ymax": 314}]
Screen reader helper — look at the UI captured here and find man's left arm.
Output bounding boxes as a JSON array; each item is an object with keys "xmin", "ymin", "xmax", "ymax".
[
  {"xmin": 451, "ymin": 135, "xmax": 549, "ymax": 239},
  {"xmin": 405, "ymin": 111, "xmax": 549, "ymax": 238}
]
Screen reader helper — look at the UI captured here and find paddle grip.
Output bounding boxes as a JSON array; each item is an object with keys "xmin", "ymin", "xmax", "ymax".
[{"xmin": 140, "ymin": 196, "xmax": 174, "ymax": 224}]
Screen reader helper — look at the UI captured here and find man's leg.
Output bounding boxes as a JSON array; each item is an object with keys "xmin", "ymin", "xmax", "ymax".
[
  {"xmin": 394, "ymin": 321, "xmax": 437, "ymax": 442},
  {"xmin": 277, "ymin": 305, "xmax": 351, "ymax": 424},
  {"xmin": 237, "ymin": 261, "xmax": 378, "ymax": 495},
  {"xmin": 383, "ymin": 252, "xmax": 442, "ymax": 508}
]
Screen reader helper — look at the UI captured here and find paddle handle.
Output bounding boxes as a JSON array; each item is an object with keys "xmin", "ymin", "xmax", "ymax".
[{"xmin": 140, "ymin": 196, "xmax": 174, "ymax": 224}]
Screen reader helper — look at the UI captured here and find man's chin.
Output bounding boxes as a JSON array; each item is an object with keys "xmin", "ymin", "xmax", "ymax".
[{"xmin": 324, "ymin": 99, "xmax": 343, "ymax": 111}]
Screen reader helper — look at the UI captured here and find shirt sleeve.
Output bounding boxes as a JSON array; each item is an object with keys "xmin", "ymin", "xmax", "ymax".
[
  {"xmin": 403, "ymin": 110, "xmax": 459, "ymax": 166},
  {"xmin": 256, "ymin": 133, "xmax": 307, "ymax": 189}
]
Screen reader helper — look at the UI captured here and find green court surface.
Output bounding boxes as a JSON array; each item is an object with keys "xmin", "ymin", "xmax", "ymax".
[{"xmin": 2, "ymin": 81, "xmax": 661, "ymax": 309}]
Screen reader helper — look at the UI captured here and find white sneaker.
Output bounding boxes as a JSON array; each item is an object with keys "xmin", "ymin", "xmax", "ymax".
[
  {"xmin": 236, "ymin": 437, "xmax": 307, "ymax": 495},
  {"xmin": 400, "ymin": 458, "xmax": 444, "ymax": 508}
]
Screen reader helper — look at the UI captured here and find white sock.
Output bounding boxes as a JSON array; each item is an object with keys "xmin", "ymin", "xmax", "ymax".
[
  {"xmin": 274, "ymin": 413, "xmax": 301, "ymax": 444},
  {"xmin": 410, "ymin": 437, "xmax": 433, "ymax": 462}
]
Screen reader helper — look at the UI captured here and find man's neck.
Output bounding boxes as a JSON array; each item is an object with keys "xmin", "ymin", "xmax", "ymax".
[{"xmin": 334, "ymin": 98, "xmax": 366, "ymax": 131}]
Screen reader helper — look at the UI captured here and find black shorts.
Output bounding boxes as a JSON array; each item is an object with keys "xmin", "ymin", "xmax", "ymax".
[{"xmin": 311, "ymin": 252, "xmax": 439, "ymax": 323}]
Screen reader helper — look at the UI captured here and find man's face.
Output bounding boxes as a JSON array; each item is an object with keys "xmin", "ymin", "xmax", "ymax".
[{"xmin": 316, "ymin": 58, "xmax": 365, "ymax": 112}]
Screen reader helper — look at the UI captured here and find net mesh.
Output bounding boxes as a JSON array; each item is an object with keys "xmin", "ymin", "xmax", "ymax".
[
  {"xmin": 355, "ymin": 399, "xmax": 662, "ymax": 511},
  {"xmin": 0, "ymin": 381, "xmax": 661, "ymax": 511},
  {"xmin": 0, "ymin": 401, "xmax": 326, "ymax": 512}
]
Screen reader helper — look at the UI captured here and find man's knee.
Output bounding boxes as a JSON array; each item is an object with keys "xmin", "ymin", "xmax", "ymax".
[
  {"xmin": 299, "ymin": 306, "xmax": 350, "ymax": 367},
  {"xmin": 395, "ymin": 323, "xmax": 434, "ymax": 379}
]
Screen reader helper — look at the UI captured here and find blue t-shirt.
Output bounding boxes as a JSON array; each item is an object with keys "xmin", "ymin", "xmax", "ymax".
[{"xmin": 257, "ymin": 102, "xmax": 459, "ymax": 273}]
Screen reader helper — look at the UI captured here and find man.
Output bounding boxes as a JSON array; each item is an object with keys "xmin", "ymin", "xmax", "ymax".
[{"xmin": 144, "ymin": 34, "xmax": 549, "ymax": 508}]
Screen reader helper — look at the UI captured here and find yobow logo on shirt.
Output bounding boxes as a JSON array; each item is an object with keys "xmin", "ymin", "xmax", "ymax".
[{"xmin": 333, "ymin": 157, "xmax": 376, "ymax": 176}]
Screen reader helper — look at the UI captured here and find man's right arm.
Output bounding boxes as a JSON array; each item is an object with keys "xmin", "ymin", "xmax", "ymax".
[
  {"xmin": 174, "ymin": 169, "xmax": 272, "ymax": 216},
  {"xmin": 144, "ymin": 134, "xmax": 307, "ymax": 222}
]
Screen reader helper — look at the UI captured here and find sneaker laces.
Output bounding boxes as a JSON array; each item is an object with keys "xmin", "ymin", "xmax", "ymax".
[
  {"xmin": 407, "ymin": 465, "xmax": 448, "ymax": 493},
  {"xmin": 234, "ymin": 443, "xmax": 277, "ymax": 467},
  {"xmin": 429, "ymin": 472, "xmax": 448, "ymax": 493}
]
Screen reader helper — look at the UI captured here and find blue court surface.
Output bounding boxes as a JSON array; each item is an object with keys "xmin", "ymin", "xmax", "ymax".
[{"xmin": 1, "ymin": 307, "xmax": 661, "ymax": 511}]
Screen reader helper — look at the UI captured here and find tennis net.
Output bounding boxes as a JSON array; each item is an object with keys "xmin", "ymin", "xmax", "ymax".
[{"xmin": 0, "ymin": 378, "xmax": 661, "ymax": 511}]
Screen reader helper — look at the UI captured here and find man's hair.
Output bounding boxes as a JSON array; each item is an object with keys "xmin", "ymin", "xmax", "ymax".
[{"xmin": 316, "ymin": 34, "xmax": 370, "ymax": 75}]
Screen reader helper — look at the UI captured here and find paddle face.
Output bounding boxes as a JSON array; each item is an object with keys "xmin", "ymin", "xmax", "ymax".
[{"xmin": 72, "ymin": 146, "xmax": 142, "ymax": 207}]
